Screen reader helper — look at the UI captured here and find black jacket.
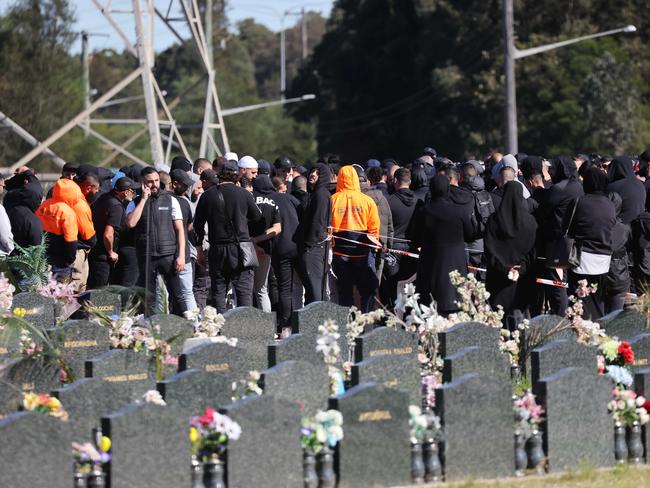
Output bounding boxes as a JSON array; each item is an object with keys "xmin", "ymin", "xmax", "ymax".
[
  {"xmin": 568, "ymin": 193, "xmax": 616, "ymax": 255},
  {"xmin": 299, "ymin": 163, "xmax": 332, "ymax": 249},
  {"xmin": 3, "ymin": 171, "xmax": 43, "ymax": 248},
  {"xmin": 607, "ymin": 156, "xmax": 646, "ymax": 224},
  {"xmin": 273, "ymin": 192, "xmax": 301, "ymax": 259},
  {"xmin": 388, "ymin": 188, "xmax": 417, "ymax": 250}
]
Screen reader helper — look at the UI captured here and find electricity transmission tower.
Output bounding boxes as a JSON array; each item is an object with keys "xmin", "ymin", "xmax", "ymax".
[{"xmin": 8, "ymin": 0, "xmax": 230, "ymax": 172}]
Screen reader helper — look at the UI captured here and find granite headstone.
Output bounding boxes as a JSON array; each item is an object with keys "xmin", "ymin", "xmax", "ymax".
[
  {"xmin": 268, "ymin": 333, "xmax": 321, "ymax": 368},
  {"xmin": 221, "ymin": 307, "xmax": 276, "ymax": 371},
  {"xmin": 628, "ymin": 333, "xmax": 650, "ymax": 373},
  {"xmin": 531, "ymin": 339, "xmax": 598, "ymax": 386},
  {"xmin": 352, "ymin": 354, "xmax": 421, "ymax": 405},
  {"xmin": 85, "ymin": 349, "xmax": 155, "ymax": 401},
  {"xmin": 442, "ymin": 345, "xmax": 511, "ymax": 383},
  {"xmin": 0, "ymin": 357, "xmax": 61, "ymax": 416},
  {"xmin": 158, "ymin": 369, "xmax": 235, "ymax": 415},
  {"xmin": 148, "ymin": 313, "xmax": 194, "ymax": 355},
  {"xmin": 12, "ymin": 292, "xmax": 56, "ymax": 329},
  {"xmin": 178, "ymin": 341, "xmax": 248, "ymax": 381},
  {"xmin": 354, "ymin": 326, "xmax": 418, "ymax": 363},
  {"xmin": 604, "ymin": 309, "xmax": 648, "ymax": 340},
  {"xmin": 77, "ymin": 289, "xmax": 122, "ymax": 319},
  {"xmin": 438, "ymin": 321, "xmax": 501, "ymax": 358},
  {"xmin": 261, "ymin": 360, "xmax": 329, "ymax": 416}
]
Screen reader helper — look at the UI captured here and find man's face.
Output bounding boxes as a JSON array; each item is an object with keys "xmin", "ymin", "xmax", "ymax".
[
  {"xmin": 143, "ymin": 172, "xmax": 160, "ymax": 195},
  {"xmin": 0, "ymin": 178, "xmax": 4, "ymax": 194},
  {"xmin": 80, "ymin": 180, "xmax": 100, "ymax": 199},
  {"xmin": 240, "ymin": 167, "xmax": 258, "ymax": 179},
  {"xmin": 117, "ymin": 187, "xmax": 135, "ymax": 202},
  {"xmin": 308, "ymin": 169, "xmax": 319, "ymax": 186},
  {"xmin": 172, "ymin": 181, "xmax": 188, "ymax": 196},
  {"xmin": 278, "ymin": 167, "xmax": 291, "ymax": 182}
]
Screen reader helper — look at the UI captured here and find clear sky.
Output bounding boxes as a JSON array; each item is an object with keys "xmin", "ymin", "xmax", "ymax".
[{"xmin": 70, "ymin": 0, "xmax": 334, "ymax": 54}]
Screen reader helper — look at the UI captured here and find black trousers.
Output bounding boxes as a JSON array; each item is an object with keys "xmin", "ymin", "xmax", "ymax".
[
  {"xmin": 208, "ymin": 244, "xmax": 254, "ymax": 313},
  {"xmin": 332, "ymin": 254, "xmax": 378, "ymax": 313},
  {"xmin": 136, "ymin": 254, "xmax": 185, "ymax": 316},
  {"xmin": 193, "ymin": 258, "xmax": 211, "ymax": 309},
  {"xmin": 273, "ymin": 255, "xmax": 299, "ymax": 330},
  {"xmin": 87, "ymin": 253, "xmax": 113, "ymax": 289},
  {"xmin": 114, "ymin": 246, "xmax": 139, "ymax": 287},
  {"xmin": 298, "ymin": 243, "xmax": 329, "ymax": 304}
]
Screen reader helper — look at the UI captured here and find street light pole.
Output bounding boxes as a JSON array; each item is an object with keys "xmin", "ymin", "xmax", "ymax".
[
  {"xmin": 502, "ymin": 0, "xmax": 636, "ymax": 154},
  {"xmin": 280, "ymin": 16, "xmax": 286, "ymax": 99}
]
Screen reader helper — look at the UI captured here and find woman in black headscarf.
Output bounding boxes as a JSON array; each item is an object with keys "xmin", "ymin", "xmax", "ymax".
[
  {"xmin": 407, "ymin": 176, "xmax": 475, "ymax": 313},
  {"xmin": 410, "ymin": 167, "xmax": 430, "ymax": 203},
  {"xmin": 484, "ymin": 181, "xmax": 538, "ymax": 327},
  {"xmin": 568, "ymin": 167, "xmax": 616, "ymax": 319}
]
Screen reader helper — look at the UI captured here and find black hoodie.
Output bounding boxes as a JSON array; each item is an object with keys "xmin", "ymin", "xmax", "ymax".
[
  {"xmin": 299, "ymin": 163, "xmax": 332, "ymax": 249},
  {"xmin": 3, "ymin": 171, "xmax": 43, "ymax": 247},
  {"xmin": 606, "ymin": 156, "xmax": 645, "ymax": 224},
  {"xmin": 539, "ymin": 156, "xmax": 584, "ymax": 241},
  {"xmin": 388, "ymin": 188, "xmax": 417, "ymax": 250},
  {"xmin": 252, "ymin": 175, "xmax": 281, "ymax": 255}
]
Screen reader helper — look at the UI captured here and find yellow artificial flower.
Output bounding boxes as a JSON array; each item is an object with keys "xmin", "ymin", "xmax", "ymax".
[
  {"xmin": 13, "ymin": 308, "xmax": 27, "ymax": 318},
  {"xmin": 100, "ymin": 435, "xmax": 112, "ymax": 452},
  {"xmin": 23, "ymin": 393, "xmax": 39, "ymax": 411},
  {"xmin": 46, "ymin": 397, "xmax": 62, "ymax": 409},
  {"xmin": 189, "ymin": 427, "xmax": 199, "ymax": 444}
]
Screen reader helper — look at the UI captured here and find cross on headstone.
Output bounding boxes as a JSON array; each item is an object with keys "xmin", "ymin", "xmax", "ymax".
[
  {"xmin": 436, "ymin": 373, "xmax": 513, "ymax": 480},
  {"xmin": 221, "ymin": 394, "xmax": 303, "ymax": 488},
  {"xmin": 102, "ymin": 402, "xmax": 189, "ymax": 488},
  {"xmin": 261, "ymin": 360, "xmax": 329, "ymax": 416},
  {"xmin": 536, "ymin": 367, "xmax": 613, "ymax": 472},
  {"xmin": 330, "ymin": 383, "xmax": 411, "ymax": 488}
]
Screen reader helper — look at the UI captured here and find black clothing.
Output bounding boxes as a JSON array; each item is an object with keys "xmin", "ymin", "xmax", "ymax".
[
  {"xmin": 607, "ymin": 156, "xmax": 645, "ymax": 224},
  {"xmin": 195, "ymin": 184, "xmax": 262, "ymax": 246},
  {"xmin": 173, "ymin": 194, "xmax": 193, "ymax": 262},
  {"xmin": 90, "ymin": 191, "xmax": 124, "ymax": 256},
  {"xmin": 299, "ymin": 163, "xmax": 332, "ymax": 250},
  {"xmin": 412, "ymin": 186, "xmax": 429, "ymax": 203},
  {"xmin": 137, "ymin": 254, "xmax": 186, "ymax": 316},
  {"xmin": 3, "ymin": 171, "xmax": 43, "ymax": 248},
  {"xmin": 208, "ymin": 246, "xmax": 254, "ymax": 312},
  {"xmin": 291, "ymin": 187, "xmax": 309, "ymax": 213},
  {"xmin": 388, "ymin": 188, "xmax": 418, "ymax": 245},
  {"xmin": 569, "ymin": 194, "xmax": 615, "ymax": 256},
  {"xmin": 272, "ymin": 193, "xmax": 301, "ymax": 259},
  {"xmin": 539, "ymin": 159, "xmax": 584, "ymax": 242},
  {"xmin": 332, "ymin": 255, "xmax": 378, "ymax": 313},
  {"xmin": 252, "ymin": 176, "xmax": 281, "ymax": 255},
  {"xmin": 371, "ymin": 183, "xmax": 390, "ymax": 199},
  {"xmin": 134, "ymin": 192, "xmax": 177, "ymax": 258},
  {"xmin": 632, "ymin": 212, "xmax": 650, "ymax": 289},
  {"xmin": 299, "ymin": 243, "xmax": 329, "ymax": 303}
]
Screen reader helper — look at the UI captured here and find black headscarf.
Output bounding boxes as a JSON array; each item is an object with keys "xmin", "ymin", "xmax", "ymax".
[
  {"xmin": 252, "ymin": 174, "xmax": 275, "ymax": 195},
  {"xmin": 429, "ymin": 175, "xmax": 449, "ymax": 200},
  {"xmin": 484, "ymin": 181, "xmax": 537, "ymax": 267},
  {"xmin": 551, "ymin": 156, "xmax": 578, "ymax": 183},
  {"xmin": 607, "ymin": 155, "xmax": 635, "ymax": 182},
  {"xmin": 520, "ymin": 156, "xmax": 543, "ymax": 180},
  {"xmin": 583, "ymin": 167, "xmax": 609, "ymax": 194}
]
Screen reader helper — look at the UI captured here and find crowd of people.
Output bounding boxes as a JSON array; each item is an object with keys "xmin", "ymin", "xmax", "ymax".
[{"xmin": 2, "ymin": 147, "xmax": 650, "ymax": 332}]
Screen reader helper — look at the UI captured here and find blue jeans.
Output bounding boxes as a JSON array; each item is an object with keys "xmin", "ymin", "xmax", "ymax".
[{"xmin": 173, "ymin": 260, "xmax": 197, "ymax": 313}]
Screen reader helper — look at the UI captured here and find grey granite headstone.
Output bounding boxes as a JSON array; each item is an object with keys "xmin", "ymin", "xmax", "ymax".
[
  {"xmin": 77, "ymin": 289, "xmax": 122, "ymax": 318},
  {"xmin": 178, "ymin": 342, "xmax": 249, "ymax": 381},
  {"xmin": 85, "ymin": 349, "xmax": 155, "ymax": 401},
  {"xmin": 537, "ymin": 367, "xmax": 613, "ymax": 472},
  {"xmin": 604, "ymin": 309, "xmax": 648, "ymax": 340},
  {"xmin": 634, "ymin": 367, "xmax": 650, "ymax": 461},
  {"xmin": 12, "ymin": 292, "xmax": 56, "ymax": 329},
  {"xmin": 352, "ymin": 354, "xmax": 421, "ymax": 406},
  {"xmin": 0, "ymin": 326, "xmax": 21, "ymax": 358},
  {"xmin": 436, "ymin": 373, "xmax": 513, "ymax": 480},
  {"xmin": 221, "ymin": 394, "xmax": 302, "ymax": 488},
  {"xmin": 438, "ymin": 321, "xmax": 501, "ymax": 358},
  {"xmin": 330, "ymin": 383, "xmax": 411, "ymax": 488},
  {"xmin": 628, "ymin": 333, "xmax": 650, "ymax": 373},
  {"xmin": 0, "ymin": 411, "xmax": 71, "ymax": 488},
  {"xmin": 102, "ymin": 402, "xmax": 188, "ymax": 488},
  {"xmin": 442, "ymin": 346, "xmax": 511, "ymax": 384},
  {"xmin": 268, "ymin": 333, "xmax": 322, "ymax": 368},
  {"xmin": 521, "ymin": 314, "xmax": 574, "ymax": 374},
  {"xmin": 47, "ymin": 320, "xmax": 111, "ymax": 382},
  {"xmin": 261, "ymin": 360, "xmax": 329, "ymax": 416},
  {"xmin": 597, "ymin": 309, "xmax": 624, "ymax": 329},
  {"xmin": 531, "ymin": 339, "xmax": 598, "ymax": 387},
  {"xmin": 221, "ymin": 307, "xmax": 276, "ymax": 371},
  {"xmin": 0, "ymin": 357, "xmax": 61, "ymax": 416},
  {"xmin": 291, "ymin": 301, "xmax": 350, "ymax": 360},
  {"xmin": 158, "ymin": 369, "xmax": 235, "ymax": 415},
  {"xmin": 52, "ymin": 377, "xmax": 133, "ymax": 439},
  {"xmin": 354, "ymin": 326, "xmax": 418, "ymax": 363},
  {"xmin": 148, "ymin": 313, "xmax": 194, "ymax": 355}
]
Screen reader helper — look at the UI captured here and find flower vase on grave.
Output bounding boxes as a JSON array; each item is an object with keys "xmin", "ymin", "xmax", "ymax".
[
  {"xmin": 423, "ymin": 438, "xmax": 441, "ymax": 482},
  {"xmin": 191, "ymin": 454, "xmax": 203, "ymax": 488},
  {"xmin": 303, "ymin": 450, "xmax": 318, "ymax": 488},
  {"xmin": 410, "ymin": 441, "xmax": 425, "ymax": 484},
  {"xmin": 86, "ymin": 466, "xmax": 106, "ymax": 488},
  {"xmin": 203, "ymin": 453, "xmax": 226, "ymax": 488},
  {"xmin": 316, "ymin": 445, "xmax": 336, "ymax": 488},
  {"xmin": 514, "ymin": 431, "xmax": 527, "ymax": 476},
  {"xmin": 627, "ymin": 422, "xmax": 643, "ymax": 464},
  {"xmin": 525, "ymin": 429, "xmax": 545, "ymax": 473},
  {"xmin": 614, "ymin": 422, "xmax": 628, "ymax": 464},
  {"xmin": 73, "ymin": 472, "xmax": 87, "ymax": 488}
]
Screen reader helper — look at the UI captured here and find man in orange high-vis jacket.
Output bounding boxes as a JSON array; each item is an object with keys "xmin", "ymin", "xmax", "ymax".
[{"xmin": 330, "ymin": 165, "xmax": 381, "ymax": 312}]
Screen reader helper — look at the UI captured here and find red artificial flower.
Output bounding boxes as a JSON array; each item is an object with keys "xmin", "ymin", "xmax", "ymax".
[
  {"xmin": 618, "ymin": 342, "xmax": 635, "ymax": 365},
  {"xmin": 199, "ymin": 407, "xmax": 216, "ymax": 427},
  {"xmin": 644, "ymin": 400, "xmax": 650, "ymax": 412}
]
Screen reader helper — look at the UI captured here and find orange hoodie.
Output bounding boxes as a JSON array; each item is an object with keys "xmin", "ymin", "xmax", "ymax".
[
  {"xmin": 331, "ymin": 165, "xmax": 380, "ymax": 257},
  {"xmin": 36, "ymin": 179, "xmax": 95, "ymax": 242}
]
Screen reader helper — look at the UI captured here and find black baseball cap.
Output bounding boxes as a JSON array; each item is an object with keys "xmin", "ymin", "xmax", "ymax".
[
  {"xmin": 114, "ymin": 177, "xmax": 136, "ymax": 192},
  {"xmin": 200, "ymin": 169, "xmax": 220, "ymax": 184},
  {"xmin": 170, "ymin": 169, "xmax": 193, "ymax": 187},
  {"xmin": 62, "ymin": 162, "xmax": 79, "ymax": 173}
]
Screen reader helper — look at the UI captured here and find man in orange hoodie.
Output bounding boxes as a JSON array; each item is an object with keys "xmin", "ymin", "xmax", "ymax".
[
  {"xmin": 36, "ymin": 178, "xmax": 96, "ymax": 288},
  {"xmin": 331, "ymin": 164, "xmax": 381, "ymax": 312}
]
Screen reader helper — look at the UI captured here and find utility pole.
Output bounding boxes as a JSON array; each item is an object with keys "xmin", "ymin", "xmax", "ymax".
[
  {"xmin": 132, "ymin": 0, "xmax": 164, "ymax": 165},
  {"xmin": 81, "ymin": 31, "xmax": 90, "ymax": 136},
  {"xmin": 280, "ymin": 18, "xmax": 286, "ymax": 99},
  {"xmin": 205, "ymin": 0, "xmax": 215, "ymax": 161},
  {"xmin": 301, "ymin": 8, "xmax": 308, "ymax": 60},
  {"xmin": 502, "ymin": 0, "xmax": 518, "ymax": 154}
]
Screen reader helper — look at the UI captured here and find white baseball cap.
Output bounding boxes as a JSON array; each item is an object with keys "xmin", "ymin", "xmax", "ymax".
[{"xmin": 238, "ymin": 155, "xmax": 258, "ymax": 169}]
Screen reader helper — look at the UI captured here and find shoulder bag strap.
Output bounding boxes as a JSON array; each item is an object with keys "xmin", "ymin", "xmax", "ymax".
[
  {"xmin": 562, "ymin": 196, "xmax": 580, "ymax": 238},
  {"xmin": 215, "ymin": 186, "xmax": 239, "ymax": 244}
]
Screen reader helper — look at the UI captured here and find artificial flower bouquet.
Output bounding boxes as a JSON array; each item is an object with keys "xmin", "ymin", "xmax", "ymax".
[
  {"xmin": 514, "ymin": 391, "xmax": 544, "ymax": 439},
  {"xmin": 599, "ymin": 337, "xmax": 635, "ymax": 387},
  {"xmin": 301, "ymin": 409, "xmax": 344, "ymax": 454},
  {"xmin": 22, "ymin": 392, "xmax": 68, "ymax": 421},
  {"xmin": 189, "ymin": 408, "xmax": 242, "ymax": 460},
  {"xmin": 608, "ymin": 386, "xmax": 650, "ymax": 426},
  {"xmin": 72, "ymin": 436, "xmax": 111, "ymax": 473}
]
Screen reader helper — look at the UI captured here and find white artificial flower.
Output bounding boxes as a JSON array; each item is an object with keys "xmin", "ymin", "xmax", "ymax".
[
  {"xmin": 315, "ymin": 410, "xmax": 328, "ymax": 423},
  {"xmin": 408, "ymin": 405, "xmax": 421, "ymax": 417},
  {"xmin": 315, "ymin": 425, "xmax": 327, "ymax": 443},
  {"xmin": 328, "ymin": 425, "xmax": 344, "ymax": 442},
  {"xmin": 142, "ymin": 390, "xmax": 166, "ymax": 406},
  {"xmin": 636, "ymin": 396, "xmax": 647, "ymax": 407}
]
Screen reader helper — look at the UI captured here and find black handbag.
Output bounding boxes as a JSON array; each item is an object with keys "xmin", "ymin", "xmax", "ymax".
[
  {"xmin": 215, "ymin": 187, "xmax": 259, "ymax": 269},
  {"xmin": 544, "ymin": 197, "xmax": 581, "ymax": 269}
]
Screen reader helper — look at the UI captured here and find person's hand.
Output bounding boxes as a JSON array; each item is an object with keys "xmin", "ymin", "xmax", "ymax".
[
  {"xmin": 108, "ymin": 251, "xmax": 119, "ymax": 264},
  {"xmin": 175, "ymin": 256, "xmax": 185, "ymax": 273},
  {"xmin": 141, "ymin": 184, "xmax": 151, "ymax": 200}
]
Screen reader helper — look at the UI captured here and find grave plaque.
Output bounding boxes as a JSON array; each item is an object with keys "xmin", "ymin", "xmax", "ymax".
[
  {"xmin": 12, "ymin": 292, "xmax": 56, "ymax": 329},
  {"xmin": 48, "ymin": 320, "xmax": 111, "ymax": 382},
  {"xmin": 521, "ymin": 315, "xmax": 574, "ymax": 374},
  {"xmin": 331, "ymin": 383, "xmax": 411, "ymax": 488},
  {"xmin": 53, "ymin": 377, "xmax": 133, "ymax": 439},
  {"xmin": 221, "ymin": 307, "xmax": 276, "ymax": 371},
  {"xmin": 442, "ymin": 346, "xmax": 511, "ymax": 384},
  {"xmin": 0, "ymin": 411, "xmax": 71, "ymax": 488},
  {"xmin": 537, "ymin": 367, "xmax": 613, "ymax": 472},
  {"xmin": 531, "ymin": 339, "xmax": 598, "ymax": 386},
  {"xmin": 158, "ymin": 369, "xmax": 234, "ymax": 415},
  {"xmin": 436, "ymin": 374, "xmax": 513, "ymax": 480},
  {"xmin": 352, "ymin": 354, "xmax": 421, "ymax": 405},
  {"xmin": 354, "ymin": 326, "xmax": 417, "ymax": 363},
  {"xmin": 102, "ymin": 403, "xmax": 188, "ymax": 488},
  {"xmin": 221, "ymin": 394, "xmax": 302, "ymax": 488},
  {"xmin": 85, "ymin": 349, "xmax": 155, "ymax": 401},
  {"xmin": 262, "ymin": 360, "xmax": 329, "ymax": 416}
]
